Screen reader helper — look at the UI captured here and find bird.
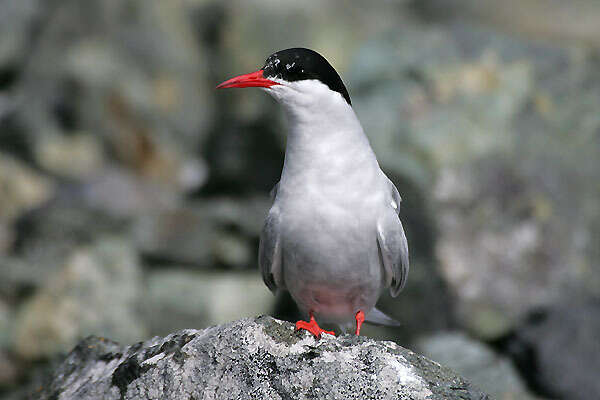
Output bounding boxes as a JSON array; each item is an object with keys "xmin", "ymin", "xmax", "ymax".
[{"xmin": 217, "ymin": 48, "xmax": 409, "ymax": 338}]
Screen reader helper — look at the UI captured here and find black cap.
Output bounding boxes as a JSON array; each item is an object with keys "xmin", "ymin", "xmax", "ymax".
[{"xmin": 262, "ymin": 48, "xmax": 351, "ymax": 105}]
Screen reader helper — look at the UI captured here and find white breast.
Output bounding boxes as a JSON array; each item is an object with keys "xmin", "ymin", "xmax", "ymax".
[{"xmin": 265, "ymin": 79, "xmax": 388, "ymax": 322}]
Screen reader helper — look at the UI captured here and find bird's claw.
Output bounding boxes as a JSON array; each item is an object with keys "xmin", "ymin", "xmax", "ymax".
[{"xmin": 295, "ymin": 314, "xmax": 335, "ymax": 338}]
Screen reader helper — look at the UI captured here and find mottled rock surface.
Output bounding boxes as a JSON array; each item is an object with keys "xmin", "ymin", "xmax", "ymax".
[{"xmin": 38, "ymin": 316, "xmax": 488, "ymax": 400}]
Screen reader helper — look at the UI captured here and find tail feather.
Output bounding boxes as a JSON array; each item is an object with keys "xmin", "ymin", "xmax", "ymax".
[{"xmin": 365, "ymin": 307, "xmax": 401, "ymax": 327}]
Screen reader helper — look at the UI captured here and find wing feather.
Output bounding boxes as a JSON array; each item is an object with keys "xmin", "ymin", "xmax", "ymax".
[
  {"xmin": 258, "ymin": 183, "xmax": 284, "ymax": 292},
  {"xmin": 377, "ymin": 178, "xmax": 409, "ymax": 297}
]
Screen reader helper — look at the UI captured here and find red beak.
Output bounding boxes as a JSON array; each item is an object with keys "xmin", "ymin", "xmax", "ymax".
[{"xmin": 216, "ymin": 69, "xmax": 280, "ymax": 89}]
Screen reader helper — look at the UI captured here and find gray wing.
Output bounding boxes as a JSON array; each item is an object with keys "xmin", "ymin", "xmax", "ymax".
[
  {"xmin": 258, "ymin": 182, "xmax": 284, "ymax": 293},
  {"xmin": 377, "ymin": 177, "xmax": 409, "ymax": 297}
]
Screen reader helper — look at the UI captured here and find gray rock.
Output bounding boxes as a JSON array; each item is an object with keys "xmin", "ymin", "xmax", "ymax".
[
  {"xmin": 349, "ymin": 20, "xmax": 600, "ymax": 340},
  {"xmin": 143, "ymin": 269, "xmax": 274, "ymax": 336},
  {"xmin": 219, "ymin": 0, "xmax": 405, "ymax": 81},
  {"xmin": 414, "ymin": 0, "xmax": 600, "ymax": 48},
  {"xmin": 0, "ymin": 222, "xmax": 13, "ymax": 256},
  {"xmin": 34, "ymin": 133, "xmax": 104, "ymax": 179},
  {"xmin": 434, "ymin": 152, "xmax": 600, "ymax": 339},
  {"xmin": 13, "ymin": 0, "xmax": 211, "ymax": 192},
  {"xmin": 133, "ymin": 197, "xmax": 269, "ymax": 267},
  {"xmin": 427, "ymin": 27, "xmax": 600, "ymax": 336},
  {"xmin": 79, "ymin": 167, "xmax": 180, "ymax": 217},
  {"xmin": 0, "ymin": 349, "xmax": 18, "ymax": 389},
  {"xmin": 0, "ymin": 257, "xmax": 50, "ymax": 302},
  {"xmin": 502, "ymin": 300, "xmax": 600, "ymax": 400},
  {"xmin": 133, "ymin": 206, "xmax": 215, "ymax": 266},
  {"xmin": 0, "ymin": 300, "xmax": 11, "ymax": 349},
  {"xmin": 13, "ymin": 238, "xmax": 146, "ymax": 360},
  {"xmin": 416, "ymin": 332, "xmax": 538, "ymax": 399},
  {"xmin": 0, "ymin": 0, "xmax": 42, "ymax": 67},
  {"xmin": 14, "ymin": 202, "xmax": 130, "ymax": 275},
  {"xmin": 38, "ymin": 316, "xmax": 488, "ymax": 400},
  {"xmin": 0, "ymin": 153, "xmax": 54, "ymax": 221}
]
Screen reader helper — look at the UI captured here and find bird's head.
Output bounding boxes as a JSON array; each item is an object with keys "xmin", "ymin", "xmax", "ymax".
[{"xmin": 217, "ymin": 48, "xmax": 352, "ymax": 115}]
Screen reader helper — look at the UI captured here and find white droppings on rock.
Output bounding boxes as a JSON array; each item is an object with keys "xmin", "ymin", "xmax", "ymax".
[
  {"xmin": 384, "ymin": 341, "xmax": 399, "ymax": 350},
  {"xmin": 141, "ymin": 352, "xmax": 165, "ymax": 366},
  {"xmin": 380, "ymin": 353, "xmax": 433, "ymax": 399}
]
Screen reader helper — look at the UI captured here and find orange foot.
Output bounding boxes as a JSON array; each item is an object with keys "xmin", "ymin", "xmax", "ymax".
[
  {"xmin": 355, "ymin": 310, "xmax": 365, "ymax": 335},
  {"xmin": 295, "ymin": 313, "xmax": 335, "ymax": 338}
]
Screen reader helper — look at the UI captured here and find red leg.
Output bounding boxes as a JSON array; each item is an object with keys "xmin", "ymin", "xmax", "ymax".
[
  {"xmin": 355, "ymin": 310, "xmax": 365, "ymax": 335},
  {"xmin": 295, "ymin": 313, "xmax": 335, "ymax": 338}
]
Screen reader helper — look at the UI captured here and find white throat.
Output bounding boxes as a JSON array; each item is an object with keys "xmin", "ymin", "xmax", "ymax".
[{"xmin": 265, "ymin": 80, "xmax": 380, "ymax": 200}]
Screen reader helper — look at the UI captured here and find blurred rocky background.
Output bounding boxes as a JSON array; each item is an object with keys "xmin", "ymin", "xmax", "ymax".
[{"xmin": 0, "ymin": 0, "xmax": 599, "ymax": 399}]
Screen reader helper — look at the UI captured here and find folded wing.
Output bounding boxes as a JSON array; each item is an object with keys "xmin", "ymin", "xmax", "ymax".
[
  {"xmin": 377, "ymin": 177, "xmax": 409, "ymax": 297},
  {"xmin": 258, "ymin": 183, "xmax": 284, "ymax": 292}
]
